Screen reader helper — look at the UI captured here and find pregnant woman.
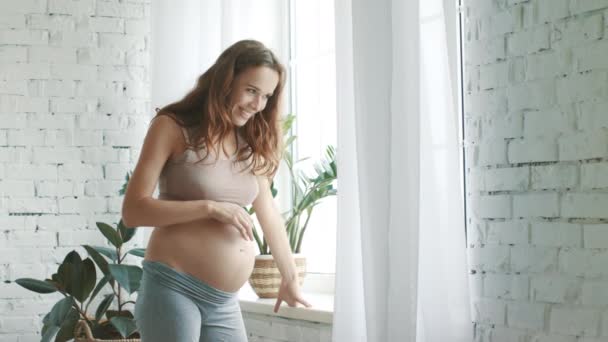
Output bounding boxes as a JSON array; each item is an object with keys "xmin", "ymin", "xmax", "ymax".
[{"xmin": 122, "ymin": 39, "xmax": 310, "ymax": 342}]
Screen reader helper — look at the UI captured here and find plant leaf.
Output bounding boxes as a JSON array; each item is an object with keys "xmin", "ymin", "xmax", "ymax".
[
  {"xmin": 110, "ymin": 316, "xmax": 138, "ymax": 338},
  {"xmin": 83, "ymin": 245, "xmax": 109, "ymax": 276},
  {"xmin": 95, "ymin": 293, "xmax": 115, "ymax": 321},
  {"xmin": 126, "ymin": 248, "xmax": 146, "ymax": 258},
  {"xmin": 41, "ymin": 323, "xmax": 60, "ymax": 342},
  {"xmin": 14, "ymin": 278, "xmax": 57, "ymax": 294},
  {"xmin": 89, "ymin": 274, "xmax": 111, "ymax": 303},
  {"xmin": 118, "ymin": 219, "xmax": 136, "ymax": 243},
  {"xmin": 96, "ymin": 222, "xmax": 123, "ymax": 248},
  {"xmin": 48, "ymin": 297, "xmax": 75, "ymax": 326},
  {"xmin": 91, "ymin": 246, "xmax": 118, "ymax": 262},
  {"xmin": 108, "ymin": 264, "xmax": 142, "ymax": 294},
  {"xmin": 53, "ymin": 308, "xmax": 80, "ymax": 342},
  {"xmin": 70, "ymin": 258, "xmax": 96, "ymax": 303}
]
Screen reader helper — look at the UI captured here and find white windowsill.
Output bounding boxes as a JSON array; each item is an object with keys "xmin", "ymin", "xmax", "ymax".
[{"xmin": 238, "ymin": 273, "xmax": 335, "ymax": 324}]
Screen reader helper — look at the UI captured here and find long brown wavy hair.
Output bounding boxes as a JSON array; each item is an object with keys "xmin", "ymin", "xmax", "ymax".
[{"xmin": 156, "ymin": 39, "xmax": 285, "ymax": 177}]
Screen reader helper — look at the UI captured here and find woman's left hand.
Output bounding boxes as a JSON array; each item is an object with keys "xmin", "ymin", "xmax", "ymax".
[{"xmin": 273, "ymin": 278, "xmax": 312, "ymax": 313}]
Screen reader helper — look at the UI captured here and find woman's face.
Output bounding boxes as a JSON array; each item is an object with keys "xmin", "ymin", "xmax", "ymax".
[{"xmin": 229, "ymin": 66, "xmax": 279, "ymax": 127}]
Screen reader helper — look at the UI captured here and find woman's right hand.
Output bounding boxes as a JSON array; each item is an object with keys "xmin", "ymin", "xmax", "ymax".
[{"xmin": 208, "ymin": 201, "xmax": 255, "ymax": 241}]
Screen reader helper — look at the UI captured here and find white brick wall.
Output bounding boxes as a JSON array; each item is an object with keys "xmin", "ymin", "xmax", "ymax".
[
  {"xmin": 464, "ymin": 0, "xmax": 608, "ymax": 340},
  {"xmin": 0, "ymin": 0, "xmax": 151, "ymax": 340}
]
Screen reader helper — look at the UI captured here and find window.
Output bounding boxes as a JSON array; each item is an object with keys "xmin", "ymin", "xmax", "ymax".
[{"xmin": 287, "ymin": 0, "xmax": 337, "ymax": 275}]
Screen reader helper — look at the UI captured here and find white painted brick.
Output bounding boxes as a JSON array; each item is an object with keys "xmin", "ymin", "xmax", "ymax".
[
  {"xmin": 507, "ymin": 302, "xmax": 545, "ymax": 329},
  {"xmin": 480, "ymin": 10, "xmax": 515, "ymax": 39},
  {"xmin": 507, "ymin": 80, "xmax": 556, "ymax": 111},
  {"xmin": 37, "ymin": 214, "xmax": 87, "ymax": 231},
  {"xmin": 78, "ymin": 115, "xmax": 124, "ymax": 129},
  {"xmin": 37, "ymin": 180, "xmax": 83, "ymax": 197},
  {"xmin": 0, "ymin": 46, "xmax": 27, "ymax": 63},
  {"xmin": 509, "ymin": 56, "xmax": 526, "ymax": 84},
  {"xmin": 8, "ymin": 129, "xmax": 45, "ymax": 146},
  {"xmin": 0, "ymin": 147, "xmax": 31, "ymax": 163},
  {"xmin": 0, "ymin": 181, "xmax": 35, "ymax": 197},
  {"xmin": 484, "ymin": 273, "xmax": 529, "ymax": 300},
  {"xmin": 526, "ymin": 49, "xmax": 573, "ymax": 80},
  {"xmin": 81, "ymin": 147, "xmax": 120, "ymax": 163},
  {"xmin": 489, "ymin": 326, "xmax": 529, "ymax": 342},
  {"xmin": 107, "ymin": 196, "xmax": 122, "ymax": 213},
  {"xmin": 57, "ymin": 163, "xmax": 103, "ymax": 180},
  {"xmin": 123, "ymin": 81, "xmax": 148, "ymax": 98},
  {"xmin": 28, "ymin": 46, "xmax": 77, "ymax": 63},
  {"xmin": 581, "ymin": 280, "xmax": 608, "ymax": 307},
  {"xmin": 570, "ymin": 0, "xmax": 608, "ymax": 15},
  {"xmin": 126, "ymin": 148, "xmax": 138, "ymax": 162},
  {"xmin": 43, "ymin": 129, "xmax": 71, "ymax": 146},
  {"xmin": 576, "ymin": 40, "xmax": 608, "ymax": 72},
  {"xmin": 98, "ymin": 33, "xmax": 145, "ymax": 51},
  {"xmin": 77, "ymin": 47, "xmax": 125, "ymax": 65},
  {"xmin": 513, "ymin": 192, "xmax": 559, "ymax": 218},
  {"xmin": 480, "ymin": 62, "xmax": 508, "ymax": 90},
  {"xmin": 583, "ymin": 224, "xmax": 608, "ymax": 248},
  {"xmin": 484, "ymin": 166, "xmax": 528, "ymax": 191},
  {"xmin": 0, "ymin": 0, "xmax": 46, "ymax": 14},
  {"xmin": 0, "ymin": 130, "xmax": 6, "ymax": 146},
  {"xmin": 0, "ymin": 14, "xmax": 26, "ymax": 29},
  {"xmin": 531, "ymin": 275, "xmax": 580, "ymax": 303},
  {"xmin": 578, "ymin": 99, "xmax": 608, "ymax": 131},
  {"xmin": 508, "ymin": 137, "xmax": 557, "ymax": 163},
  {"xmin": 552, "ymin": 14, "xmax": 603, "ymax": 49},
  {"xmin": 49, "ymin": 97, "xmax": 96, "ymax": 113},
  {"xmin": 531, "ymin": 222, "xmax": 581, "ymax": 247},
  {"xmin": 8, "ymin": 231, "xmax": 56, "ymax": 247},
  {"xmin": 524, "ymin": 106, "xmax": 575, "ymax": 139},
  {"xmin": 27, "ymin": 113, "xmax": 75, "ymax": 129},
  {"xmin": 582, "ymin": 163, "xmax": 608, "ymax": 189},
  {"xmin": 0, "ymin": 29, "xmax": 48, "ymax": 45},
  {"xmin": 84, "ymin": 180, "xmax": 124, "ymax": 196},
  {"xmin": 0, "ymin": 317, "xmax": 39, "ymax": 333},
  {"xmin": 75, "ymin": 81, "xmax": 122, "ymax": 97},
  {"xmin": 96, "ymin": 2, "xmax": 145, "ymax": 18},
  {"xmin": 8, "ymin": 198, "xmax": 57, "ymax": 214},
  {"xmin": 27, "ymin": 80, "xmax": 75, "ymax": 97},
  {"xmin": 0, "ymin": 114, "xmax": 27, "ymax": 129},
  {"xmin": 57, "ymin": 229, "xmax": 107, "ymax": 246},
  {"xmin": 508, "ymin": 25, "xmax": 551, "ymax": 56},
  {"xmin": 98, "ymin": 65, "xmax": 146, "ymax": 81},
  {"xmin": 104, "ymin": 163, "xmax": 131, "ymax": 180},
  {"xmin": 72, "ymin": 130, "xmax": 104, "ymax": 147},
  {"xmin": 7, "ymin": 263, "xmax": 47, "ymax": 280},
  {"xmin": 477, "ymin": 139, "xmax": 507, "ymax": 166},
  {"xmin": 537, "ymin": 0, "xmax": 570, "ymax": 22},
  {"xmin": 529, "ymin": 333, "xmax": 577, "ymax": 342},
  {"xmin": 0, "ymin": 63, "xmax": 50, "ymax": 80},
  {"xmin": 481, "ymin": 112, "xmax": 522, "ymax": 139},
  {"xmin": 125, "ymin": 19, "xmax": 149, "ymax": 35},
  {"xmin": 0, "ymin": 216, "xmax": 33, "ymax": 231},
  {"xmin": 561, "ymin": 193, "xmax": 608, "ymax": 219},
  {"xmin": 468, "ymin": 245, "xmax": 510, "ymax": 272},
  {"xmin": 125, "ymin": 50, "xmax": 149, "ymax": 66},
  {"xmin": 467, "ymin": 219, "xmax": 486, "ymax": 246},
  {"xmin": 98, "ymin": 97, "xmax": 147, "ymax": 114},
  {"xmin": 77, "ymin": 16, "xmax": 125, "ymax": 33},
  {"xmin": 465, "ymin": 37, "xmax": 506, "ymax": 65},
  {"xmin": 487, "ymin": 219, "xmax": 529, "ymax": 245},
  {"xmin": 0, "ymin": 95, "xmax": 48, "ymax": 113},
  {"xmin": 531, "ymin": 164, "xmax": 578, "ymax": 190},
  {"xmin": 472, "ymin": 194, "xmax": 512, "ymax": 219},
  {"xmin": 556, "ymin": 71, "xmax": 608, "ymax": 105},
  {"xmin": 5, "ymin": 164, "xmax": 57, "ymax": 181},
  {"xmin": 49, "ymin": 30, "xmax": 97, "ymax": 48},
  {"xmin": 0, "ymin": 80, "xmax": 27, "ymax": 95},
  {"xmin": 57, "ymin": 197, "xmax": 107, "ymax": 214},
  {"xmin": 104, "ymin": 130, "xmax": 144, "ymax": 147},
  {"xmin": 549, "ymin": 307, "xmax": 599, "ymax": 336},
  {"xmin": 48, "ymin": 0, "xmax": 95, "ymax": 16},
  {"xmin": 28, "ymin": 13, "xmax": 75, "ymax": 31},
  {"xmin": 50, "ymin": 63, "xmax": 97, "ymax": 81},
  {"xmin": 472, "ymin": 298, "xmax": 506, "ymax": 325},
  {"xmin": 559, "ymin": 248, "xmax": 608, "ymax": 277},
  {"xmin": 511, "ymin": 246, "xmax": 558, "ymax": 273},
  {"xmin": 32, "ymin": 147, "xmax": 81, "ymax": 163}
]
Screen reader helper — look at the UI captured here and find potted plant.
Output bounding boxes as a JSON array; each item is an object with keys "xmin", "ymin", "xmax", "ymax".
[
  {"xmin": 9, "ymin": 173, "xmax": 145, "ymax": 341},
  {"xmin": 247, "ymin": 114, "xmax": 337, "ymax": 298}
]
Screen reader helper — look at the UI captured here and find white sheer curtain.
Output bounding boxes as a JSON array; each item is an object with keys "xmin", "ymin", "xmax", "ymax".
[{"xmin": 333, "ymin": 0, "xmax": 472, "ymax": 341}]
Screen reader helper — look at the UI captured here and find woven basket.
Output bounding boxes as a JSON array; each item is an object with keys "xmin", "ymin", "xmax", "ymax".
[
  {"xmin": 74, "ymin": 320, "xmax": 141, "ymax": 342},
  {"xmin": 248, "ymin": 254, "xmax": 306, "ymax": 298}
]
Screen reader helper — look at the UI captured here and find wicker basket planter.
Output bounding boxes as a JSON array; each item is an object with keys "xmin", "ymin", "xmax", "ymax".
[
  {"xmin": 74, "ymin": 320, "xmax": 141, "ymax": 342},
  {"xmin": 248, "ymin": 254, "xmax": 306, "ymax": 298}
]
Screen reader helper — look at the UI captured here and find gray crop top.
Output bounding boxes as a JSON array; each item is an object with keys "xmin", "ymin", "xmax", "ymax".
[{"xmin": 158, "ymin": 125, "xmax": 259, "ymax": 206}]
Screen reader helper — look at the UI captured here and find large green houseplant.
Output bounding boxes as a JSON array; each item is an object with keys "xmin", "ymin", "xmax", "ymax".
[
  {"xmin": 10, "ymin": 173, "xmax": 145, "ymax": 341},
  {"xmin": 247, "ymin": 114, "xmax": 337, "ymax": 297}
]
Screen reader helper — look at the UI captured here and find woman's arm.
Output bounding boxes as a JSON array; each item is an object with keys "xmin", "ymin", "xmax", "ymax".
[
  {"xmin": 252, "ymin": 176, "xmax": 311, "ymax": 311},
  {"xmin": 121, "ymin": 116, "xmax": 254, "ymax": 238}
]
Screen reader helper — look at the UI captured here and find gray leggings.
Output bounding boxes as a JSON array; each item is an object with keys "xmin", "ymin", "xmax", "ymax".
[{"xmin": 134, "ymin": 260, "xmax": 248, "ymax": 342}]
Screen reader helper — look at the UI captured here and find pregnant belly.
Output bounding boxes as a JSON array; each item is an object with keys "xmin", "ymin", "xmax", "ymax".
[{"xmin": 144, "ymin": 218, "xmax": 258, "ymax": 293}]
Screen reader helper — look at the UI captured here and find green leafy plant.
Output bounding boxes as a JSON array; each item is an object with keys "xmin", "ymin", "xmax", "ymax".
[
  {"xmin": 10, "ymin": 173, "xmax": 144, "ymax": 341},
  {"xmin": 248, "ymin": 114, "xmax": 337, "ymax": 254}
]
